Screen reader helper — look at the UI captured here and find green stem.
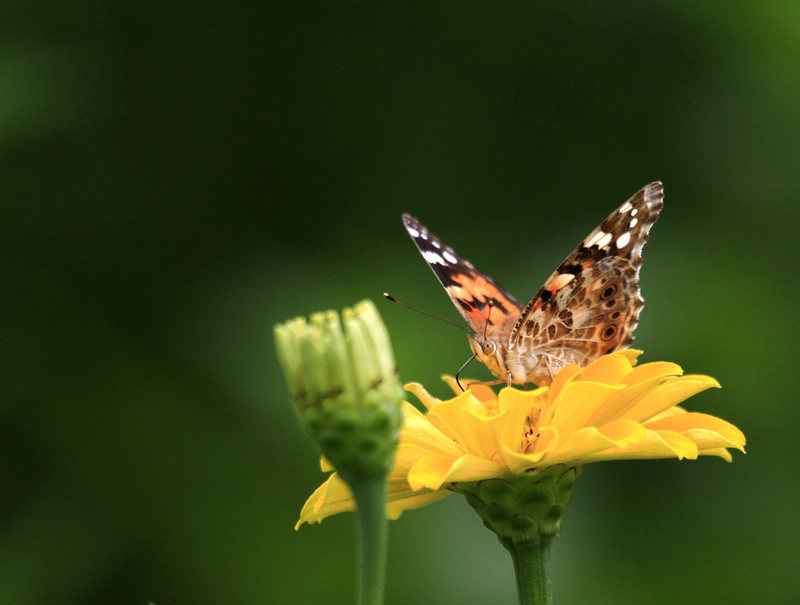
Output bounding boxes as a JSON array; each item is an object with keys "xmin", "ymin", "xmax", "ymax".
[
  {"xmin": 349, "ymin": 474, "xmax": 389, "ymax": 605},
  {"xmin": 505, "ymin": 538, "xmax": 552, "ymax": 605}
]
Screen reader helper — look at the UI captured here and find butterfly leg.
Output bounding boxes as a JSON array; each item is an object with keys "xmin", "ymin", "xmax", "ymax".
[{"xmin": 460, "ymin": 378, "xmax": 505, "ymax": 391}]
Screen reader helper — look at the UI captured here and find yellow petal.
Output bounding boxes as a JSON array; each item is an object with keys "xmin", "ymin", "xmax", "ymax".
[
  {"xmin": 590, "ymin": 374, "xmax": 674, "ymax": 426},
  {"xmin": 547, "ymin": 363, "xmax": 581, "ymax": 402},
  {"xmin": 408, "ymin": 453, "xmax": 505, "ymax": 490},
  {"xmin": 544, "ymin": 424, "xmax": 642, "ymax": 464},
  {"xmin": 296, "ymin": 473, "xmax": 354, "ymax": 529},
  {"xmin": 620, "ymin": 361, "xmax": 683, "ymax": 386},
  {"xmin": 437, "ymin": 405, "xmax": 509, "ymax": 462},
  {"xmin": 532, "ymin": 426, "xmax": 560, "ymax": 455},
  {"xmin": 645, "ymin": 410, "xmax": 740, "ymax": 435},
  {"xmin": 617, "ymin": 349, "xmax": 643, "ymax": 364},
  {"xmin": 407, "ymin": 454, "xmax": 460, "ymax": 490},
  {"xmin": 498, "ymin": 386, "xmax": 547, "ymax": 415},
  {"xmin": 440, "ymin": 376, "xmax": 496, "ymax": 401},
  {"xmin": 650, "ymin": 430, "xmax": 700, "ymax": 459},
  {"xmin": 588, "ymin": 361, "xmax": 687, "ymax": 425},
  {"xmin": 428, "ymin": 391, "xmax": 497, "ymax": 457},
  {"xmin": 385, "ymin": 487, "xmax": 450, "ymax": 519},
  {"xmin": 467, "ymin": 382, "xmax": 500, "ymax": 403},
  {"xmin": 296, "ymin": 471, "xmax": 455, "ymax": 527},
  {"xmin": 547, "ymin": 381, "xmax": 624, "ymax": 436},
  {"xmin": 697, "ymin": 447, "xmax": 733, "ymax": 462},
  {"xmin": 399, "ymin": 409, "xmax": 463, "ymax": 458},
  {"xmin": 445, "ymin": 454, "xmax": 506, "ymax": 483},
  {"xmin": 578, "ymin": 352, "xmax": 634, "ymax": 384},
  {"xmin": 597, "ymin": 418, "xmax": 648, "ymax": 446},
  {"xmin": 623, "ymin": 375, "xmax": 721, "ymax": 423},
  {"xmin": 471, "ymin": 406, "xmax": 512, "ymax": 458},
  {"xmin": 645, "ymin": 412, "xmax": 746, "ymax": 452},
  {"xmin": 646, "ymin": 405, "xmax": 687, "ymax": 422},
  {"xmin": 394, "ymin": 442, "xmax": 437, "ymax": 473},
  {"xmin": 405, "ymin": 382, "xmax": 441, "ymax": 410},
  {"xmin": 586, "ymin": 428, "xmax": 699, "ymax": 462},
  {"xmin": 441, "ymin": 375, "xmax": 463, "ymax": 395}
]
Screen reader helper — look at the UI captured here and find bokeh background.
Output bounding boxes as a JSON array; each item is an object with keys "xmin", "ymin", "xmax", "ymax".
[{"xmin": 3, "ymin": 2, "xmax": 798, "ymax": 603}]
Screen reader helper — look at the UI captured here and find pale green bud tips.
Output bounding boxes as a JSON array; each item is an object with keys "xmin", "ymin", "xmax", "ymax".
[{"xmin": 275, "ymin": 300, "xmax": 404, "ymax": 478}]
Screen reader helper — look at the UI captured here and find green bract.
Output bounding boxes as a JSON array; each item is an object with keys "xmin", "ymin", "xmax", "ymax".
[{"xmin": 451, "ymin": 465, "xmax": 581, "ymax": 547}]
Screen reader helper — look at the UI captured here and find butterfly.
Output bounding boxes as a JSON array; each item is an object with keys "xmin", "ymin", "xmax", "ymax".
[{"xmin": 402, "ymin": 182, "xmax": 664, "ymax": 387}]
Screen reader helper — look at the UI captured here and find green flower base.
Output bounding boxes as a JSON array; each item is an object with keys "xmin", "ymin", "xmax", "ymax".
[
  {"xmin": 450, "ymin": 465, "xmax": 584, "ymax": 605},
  {"xmin": 451, "ymin": 465, "xmax": 582, "ymax": 545}
]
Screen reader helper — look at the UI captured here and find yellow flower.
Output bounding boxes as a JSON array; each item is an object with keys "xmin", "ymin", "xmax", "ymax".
[{"xmin": 296, "ymin": 350, "xmax": 745, "ymax": 529}]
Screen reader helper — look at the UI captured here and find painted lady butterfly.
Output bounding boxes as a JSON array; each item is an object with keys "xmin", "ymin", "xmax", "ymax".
[{"xmin": 403, "ymin": 182, "xmax": 664, "ymax": 387}]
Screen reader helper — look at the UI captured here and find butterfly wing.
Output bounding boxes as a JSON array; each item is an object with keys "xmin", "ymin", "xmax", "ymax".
[
  {"xmin": 508, "ymin": 182, "xmax": 664, "ymax": 384},
  {"xmin": 402, "ymin": 214, "xmax": 522, "ymax": 338}
]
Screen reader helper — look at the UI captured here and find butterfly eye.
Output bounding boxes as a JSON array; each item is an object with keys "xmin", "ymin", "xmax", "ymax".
[{"xmin": 482, "ymin": 341, "xmax": 497, "ymax": 355}]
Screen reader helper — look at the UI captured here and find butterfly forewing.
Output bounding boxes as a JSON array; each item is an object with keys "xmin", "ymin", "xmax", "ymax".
[{"xmin": 401, "ymin": 214, "xmax": 522, "ymax": 338}]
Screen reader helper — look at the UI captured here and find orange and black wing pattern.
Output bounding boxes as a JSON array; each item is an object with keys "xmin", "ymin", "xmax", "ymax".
[{"xmin": 402, "ymin": 214, "xmax": 522, "ymax": 339}]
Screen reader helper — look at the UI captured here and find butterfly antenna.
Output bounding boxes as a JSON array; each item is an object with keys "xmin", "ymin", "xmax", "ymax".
[
  {"xmin": 383, "ymin": 293, "xmax": 475, "ymax": 335},
  {"xmin": 455, "ymin": 353, "xmax": 477, "ymax": 392}
]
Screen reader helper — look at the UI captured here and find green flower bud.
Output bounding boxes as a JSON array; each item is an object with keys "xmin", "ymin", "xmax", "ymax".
[{"xmin": 275, "ymin": 300, "xmax": 404, "ymax": 479}]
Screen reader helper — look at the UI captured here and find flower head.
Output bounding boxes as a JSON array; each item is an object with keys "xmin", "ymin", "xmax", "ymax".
[
  {"xmin": 275, "ymin": 300, "xmax": 404, "ymax": 479},
  {"xmin": 296, "ymin": 350, "xmax": 745, "ymax": 528}
]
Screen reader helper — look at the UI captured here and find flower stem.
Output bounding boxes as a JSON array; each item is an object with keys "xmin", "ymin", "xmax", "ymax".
[
  {"xmin": 505, "ymin": 538, "xmax": 552, "ymax": 605},
  {"xmin": 453, "ymin": 469, "xmax": 577, "ymax": 605},
  {"xmin": 349, "ymin": 474, "xmax": 389, "ymax": 605}
]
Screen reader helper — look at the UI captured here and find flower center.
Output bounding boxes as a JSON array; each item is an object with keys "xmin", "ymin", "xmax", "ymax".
[{"xmin": 522, "ymin": 407, "xmax": 542, "ymax": 454}]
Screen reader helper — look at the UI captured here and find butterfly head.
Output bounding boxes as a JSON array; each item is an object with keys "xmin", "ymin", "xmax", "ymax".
[{"xmin": 467, "ymin": 332, "xmax": 510, "ymax": 382}]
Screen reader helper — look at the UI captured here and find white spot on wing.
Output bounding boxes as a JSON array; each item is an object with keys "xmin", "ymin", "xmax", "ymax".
[
  {"xmin": 585, "ymin": 230, "xmax": 607, "ymax": 247},
  {"xmin": 619, "ymin": 201, "xmax": 633, "ymax": 213},
  {"xmin": 443, "ymin": 250, "xmax": 458, "ymax": 264},
  {"xmin": 422, "ymin": 250, "xmax": 445, "ymax": 265},
  {"xmin": 407, "ymin": 226, "xmax": 420, "ymax": 237},
  {"xmin": 420, "ymin": 232, "xmax": 428, "ymax": 240},
  {"xmin": 548, "ymin": 273, "xmax": 575, "ymax": 291},
  {"xmin": 596, "ymin": 232, "xmax": 613, "ymax": 248},
  {"xmin": 628, "ymin": 218, "xmax": 638, "ymax": 228},
  {"xmin": 630, "ymin": 208, "xmax": 638, "ymax": 216},
  {"xmin": 616, "ymin": 231, "xmax": 631, "ymax": 248},
  {"xmin": 432, "ymin": 240, "xmax": 441, "ymax": 248}
]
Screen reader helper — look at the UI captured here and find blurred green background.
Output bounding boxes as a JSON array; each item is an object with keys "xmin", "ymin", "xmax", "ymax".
[{"xmin": 2, "ymin": 2, "xmax": 797, "ymax": 603}]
